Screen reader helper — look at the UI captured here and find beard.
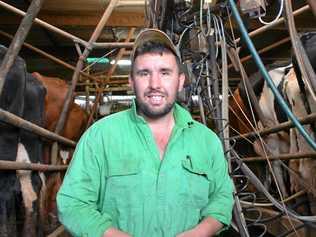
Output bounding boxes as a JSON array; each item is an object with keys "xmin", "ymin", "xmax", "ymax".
[{"xmin": 135, "ymin": 89, "xmax": 176, "ymax": 119}]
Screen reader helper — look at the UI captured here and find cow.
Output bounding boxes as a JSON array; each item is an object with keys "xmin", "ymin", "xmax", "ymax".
[
  {"xmin": 229, "ymin": 32, "xmax": 316, "ymax": 214},
  {"xmin": 32, "ymin": 72, "xmax": 87, "ymax": 161},
  {"xmin": 0, "ymin": 45, "xmax": 46, "ymax": 236},
  {"xmin": 31, "ymin": 72, "xmax": 88, "ymax": 233},
  {"xmin": 0, "ymin": 44, "xmax": 88, "ymax": 235}
]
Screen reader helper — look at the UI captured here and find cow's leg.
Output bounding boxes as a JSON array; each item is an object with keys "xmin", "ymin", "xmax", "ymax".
[
  {"xmin": 44, "ymin": 172, "xmax": 62, "ymax": 233},
  {"xmin": 288, "ymin": 128, "xmax": 301, "ymax": 194},
  {"xmin": 285, "ymin": 73, "xmax": 316, "ymax": 214},
  {"xmin": 287, "ymin": 129, "xmax": 307, "ymax": 217},
  {"xmin": 38, "ymin": 172, "xmax": 48, "ymax": 234},
  {"xmin": 0, "ymin": 200, "xmax": 9, "ymax": 237},
  {"xmin": 0, "ymin": 178, "xmax": 18, "ymax": 237},
  {"xmin": 16, "ymin": 143, "xmax": 38, "ymax": 237},
  {"xmin": 268, "ymin": 134, "xmax": 289, "ymax": 197},
  {"xmin": 254, "ymin": 134, "xmax": 289, "ymax": 197}
]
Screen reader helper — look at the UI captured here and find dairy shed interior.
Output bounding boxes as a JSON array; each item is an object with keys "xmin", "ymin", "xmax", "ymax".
[{"xmin": 0, "ymin": 0, "xmax": 316, "ymax": 236}]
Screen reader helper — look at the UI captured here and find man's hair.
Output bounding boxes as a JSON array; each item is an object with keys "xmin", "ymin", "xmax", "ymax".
[{"xmin": 130, "ymin": 41, "xmax": 182, "ymax": 76}]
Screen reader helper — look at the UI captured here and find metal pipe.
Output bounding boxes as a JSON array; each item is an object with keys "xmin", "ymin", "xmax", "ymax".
[
  {"xmin": 51, "ymin": 0, "xmax": 120, "ymax": 164},
  {"xmin": 81, "ymin": 86, "xmax": 130, "ymax": 92},
  {"xmin": 0, "ymin": 30, "xmax": 99, "ymax": 82},
  {"xmin": 76, "ymin": 87, "xmax": 131, "ymax": 95},
  {"xmin": 77, "ymin": 80, "xmax": 128, "ymax": 86},
  {"xmin": 107, "ymin": 28, "xmax": 135, "ymax": 79},
  {"xmin": 230, "ymin": 112, "xmax": 316, "ymax": 141},
  {"xmin": 47, "ymin": 225, "xmax": 66, "ymax": 237},
  {"xmin": 228, "ymin": 37, "xmax": 291, "ymax": 69},
  {"xmin": 93, "ymin": 42, "xmax": 134, "ymax": 49},
  {"xmin": 0, "ymin": 0, "xmax": 45, "ymax": 96},
  {"xmin": 86, "ymin": 27, "xmax": 135, "ymax": 128},
  {"xmin": 207, "ymin": 33, "xmax": 222, "ymax": 131},
  {"xmin": 243, "ymin": 152, "xmax": 316, "ymax": 162},
  {"xmin": 235, "ymin": 157, "xmax": 316, "ymax": 222},
  {"xmin": 234, "ymin": 5, "xmax": 310, "ymax": 44},
  {"xmin": 232, "ymin": 46, "xmax": 272, "ymax": 128},
  {"xmin": 0, "ymin": 1, "xmax": 89, "ymax": 47},
  {"xmin": 54, "ymin": 0, "xmax": 120, "ymax": 136},
  {"xmin": 0, "ymin": 108, "xmax": 76, "ymax": 147},
  {"xmin": 0, "ymin": 160, "xmax": 68, "ymax": 171},
  {"xmin": 228, "ymin": 0, "xmax": 316, "ymax": 150}
]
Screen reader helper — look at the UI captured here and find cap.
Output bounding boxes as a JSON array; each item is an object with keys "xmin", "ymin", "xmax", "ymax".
[{"xmin": 131, "ymin": 28, "xmax": 181, "ymax": 62}]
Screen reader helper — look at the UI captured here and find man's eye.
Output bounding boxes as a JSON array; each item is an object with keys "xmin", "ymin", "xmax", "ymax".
[
  {"xmin": 138, "ymin": 71, "xmax": 149, "ymax": 76},
  {"xmin": 161, "ymin": 71, "xmax": 170, "ymax": 76}
]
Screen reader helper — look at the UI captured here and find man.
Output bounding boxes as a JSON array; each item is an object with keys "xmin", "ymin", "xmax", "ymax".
[{"xmin": 57, "ymin": 29, "xmax": 234, "ymax": 237}]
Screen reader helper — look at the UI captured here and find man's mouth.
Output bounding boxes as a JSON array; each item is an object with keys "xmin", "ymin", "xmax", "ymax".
[{"xmin": 147, "ymin": 94, "xmax": 164, "ymax": 105}]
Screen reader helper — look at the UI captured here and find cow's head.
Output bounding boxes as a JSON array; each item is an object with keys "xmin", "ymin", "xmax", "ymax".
[{"xmin": 292, "ymin": 32, "xmax": 316, "ymax": 95}]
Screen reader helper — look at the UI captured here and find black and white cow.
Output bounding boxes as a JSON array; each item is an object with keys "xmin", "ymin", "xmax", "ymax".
[
  {"xmin": 0, "ymin": 45, "xmax": 46, "ymax": 236},
  {"xmin": 231, "ymin": 32, "xmax": 316, "ymax": 211}
]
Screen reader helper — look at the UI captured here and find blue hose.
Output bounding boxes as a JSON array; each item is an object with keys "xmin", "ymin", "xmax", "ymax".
[{"xmin": 228, "ymin": 0, "xmax": 316, "ymax": 150}]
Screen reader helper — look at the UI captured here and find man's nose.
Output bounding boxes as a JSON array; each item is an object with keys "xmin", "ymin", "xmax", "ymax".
[{"xmin": 149, "ymin": 72, "xmax": 161, "ymax": 89}]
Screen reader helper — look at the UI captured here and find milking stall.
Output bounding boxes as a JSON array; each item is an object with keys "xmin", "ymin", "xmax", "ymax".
[{"xmin": 0, "ymin": 0, "xmax": 316, "ymax": 236}]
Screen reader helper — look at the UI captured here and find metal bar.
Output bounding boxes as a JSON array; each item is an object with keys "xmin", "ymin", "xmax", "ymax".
[
  {"xmin": 0, "ymin": 1, "xmax": 88, "ymax": 47},
  {"xmin": 0, "ymin": 160, "xmax": 67, "ymax": 171},
  {"xmin": 86, "ymin": 27, "xmax": 135, "ymax": 128},
  {"xmin": 47, "ymin": 226, "xmax": 66, "ymax": 237},
  {"xmin": 51, "ymin": 0, "xmax": 120, "ymax": 164},
  {"xmin": 81, "ymin": 87, "xmax": 130, "ymax": 92},
  {"xmin": 235, "ymin": 158, "xmax": 316, "ymax": 222},
  {"xmin": 93, "ymin": 42, "xmax": 134, "ymax": 49},
  {"xmin": 0, "ymin": 0, "xmax": 45, "ymax": 96},
  {"xmin": 228, "ymin": 37, "xmax": 291, "ymax": 69},
  {"xmin": 0, "ymin": 30, "xmax": 100, "ymax": 82},
  {"xmin": 0, "ymin": 108, "xmax": 76, "ymax": 147},
  {"xmin": 231, "ymin": 46, "xmax": 272, "ymax": 128},
  {"xmin": 54, "ymin": 0, "xmax": 120, "ymax": 136},
  {"xmin": 85, "ymin": 68, "xmax": 91, "ymax": 113},
  {"xmin": 229, "ymin": 0, "xmax": 316, "ymax": 150},
  {"xmin": 107, "ymin": 28, "xmax": 135, "ymax": 79},
  {"xmin": 230, "ymin": 112, "xmax": 316, "ymax": 141},
  {"xmin": 234, "ymin": 5, "xmax": 310, "ymax": 44},
  {"xmin": 77, "ymin": 80, "xmax": 128, "ymax": 86},
  {"xmin": 243, "ymin": 152, "xmax": 316, "ymax": 162},
  {"xmin": 207, "ymin": 33, "xmax": 222, "ymax": 131}
]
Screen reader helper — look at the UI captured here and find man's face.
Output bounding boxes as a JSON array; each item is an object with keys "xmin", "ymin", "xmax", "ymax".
[{"xmin": 129, "ymin": 52, "xmax": 185, "ymax": 119}]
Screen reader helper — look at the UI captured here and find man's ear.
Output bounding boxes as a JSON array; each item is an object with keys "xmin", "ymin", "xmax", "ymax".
[{"xmin": 178, "ymin": 73, "xmax": 185, "ymax": 92}]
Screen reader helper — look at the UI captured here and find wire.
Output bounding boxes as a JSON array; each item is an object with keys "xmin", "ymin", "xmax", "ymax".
[
  {"xmin": 259, "ymin": 0, "xmax": 285, "ymax": 25},
  {"xmin": 241, "ymin": 190, "xmax": 306, "ymax": 207},
  {"xmin": 200, "ymin": 0, "xmax": 212, "ymax": 37}
]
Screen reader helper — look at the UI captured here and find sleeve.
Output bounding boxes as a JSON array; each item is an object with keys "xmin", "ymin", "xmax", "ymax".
[
  {"xmin": 201, "ymin": 136, "xmax": 234, "ymax": 227},
  {"xmin": 56, "ymin": 130, "xmax": 112, "ymax": 237}
]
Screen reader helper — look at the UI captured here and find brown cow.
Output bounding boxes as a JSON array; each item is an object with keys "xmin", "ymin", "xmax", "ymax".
[
  {"xmin": 32, "ymin": 72, "xmax": 88, "ymax": 233},
  {"xmin": 32, "ymin": 72, "xmax": 87, "ymax": 146}
]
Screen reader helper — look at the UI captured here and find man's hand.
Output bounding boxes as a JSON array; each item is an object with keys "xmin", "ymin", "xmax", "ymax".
[
  {"xmin": 103, "ymin": 227, "xmax": 132, "ymax": 237},
  {"xmin": 176, "ymin": 229, "xmax": 196, "ymax": 237},
  {"xmin": 176, "ymin": 217, "xmax": 223, "ymax": 237}
]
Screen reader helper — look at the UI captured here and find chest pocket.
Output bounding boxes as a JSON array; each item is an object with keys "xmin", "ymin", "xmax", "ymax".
[
  {"xmin": 106, "ymin": 158, "xmax": 143, "ymax": 208},
  {"xmin": 182, "ymin": 156, "xmax": 214, "ymax": 209}
]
